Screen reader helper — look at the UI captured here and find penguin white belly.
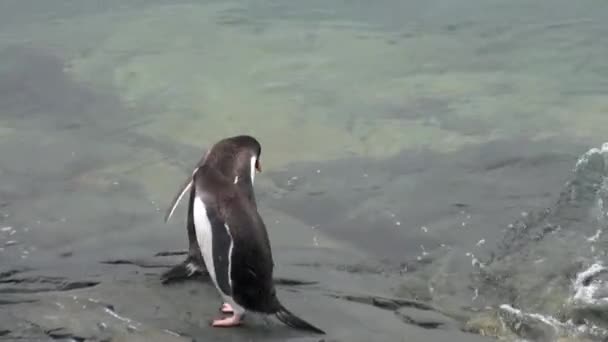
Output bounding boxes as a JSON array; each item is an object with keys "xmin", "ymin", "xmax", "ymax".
[
  {"xmin": 193, "ymin": 196, "xmax": 219, "ymax": 289},
  {"xmin": 193, "ymin": 196, "xmax": 245, "ymax": 315}
]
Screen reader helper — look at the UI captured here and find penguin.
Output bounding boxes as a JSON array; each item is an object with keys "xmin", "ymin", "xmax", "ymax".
[
  {"xmin": 164, "ymin": 135, "xmax": 325, "ymax": 334},
  {"xmin": 161, "ymin": 137, "xmax": 258, "ymax": 284}
]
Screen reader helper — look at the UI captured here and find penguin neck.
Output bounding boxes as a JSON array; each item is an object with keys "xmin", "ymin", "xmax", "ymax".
[{"xmin": 231, "ymin": 155, "xmax": 257, "ymax": 186}]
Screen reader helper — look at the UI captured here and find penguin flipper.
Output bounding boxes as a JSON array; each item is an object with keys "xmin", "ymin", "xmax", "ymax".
[
  {"xmin": 165, "ymin": 152, "xmax": 208, "ymax": 223},
  {"xmin": 164, "ymin": 176, "xmax": 194, "ymax": 222}
]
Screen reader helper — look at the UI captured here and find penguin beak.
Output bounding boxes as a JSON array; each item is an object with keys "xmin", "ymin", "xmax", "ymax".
[{"xmin": 256, "ymin": 160, "xmax": 262, "ymax": 173}]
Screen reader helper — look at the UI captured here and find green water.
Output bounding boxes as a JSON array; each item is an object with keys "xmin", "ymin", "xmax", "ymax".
[{"xmin": 2, "ymin": 0, "xmax": 606, "ymax": 180}]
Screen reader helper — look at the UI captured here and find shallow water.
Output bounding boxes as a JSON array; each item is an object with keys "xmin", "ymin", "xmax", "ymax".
[{"xmin": 1, "ymin": 1, "xmax": 607, "ymax": 341}]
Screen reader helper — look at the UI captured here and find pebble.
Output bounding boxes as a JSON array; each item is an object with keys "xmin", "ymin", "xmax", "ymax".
[
  {"xmin": 5, "ymin": 240, "xmax": 17, "ymax": 246},
  {"xmin": 1, "ymin": 226, "xmax": 12, "ymax": 232},
  {"xmin": 420, "ymin": 245, "xmax": 428, "ymax": 256}
]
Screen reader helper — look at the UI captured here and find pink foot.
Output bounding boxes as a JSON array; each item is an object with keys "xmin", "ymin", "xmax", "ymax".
[
  {"xmin": 220, "ymin": 303, "xmax": 234, "ymax": 314},
  {"xmin": 212, "ymin": 313, "xmax": 242, "ymax": 327}
]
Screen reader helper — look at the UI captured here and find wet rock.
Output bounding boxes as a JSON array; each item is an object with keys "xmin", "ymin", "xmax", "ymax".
[
  {"xmin": 0, "ymin": 242, "xmax": 495, "ymax": 342},
  {"xmin": 44, "ymin": 327, "xmax": 88, "ymax": 341},
  {"xmin": 464, "ymin": 310, "xmax": 510, "ymax": 338},
  {"xmin": 0, "ymin": 272, "xmax": 100, "ymax": 294},
  {"xmin": 396, "ymin": 306, "xmax": 459, "ymax": 329},
  {"xmin": 395, "ymin": 275, "xmax": 433, "ymax": 302},
  {"xmin": 325, "ymin": 289, "xmax": 439, "ymax": 313},
  {"xmin": 473, "ymin": 143, "xmax": 608, "ymax": 340},
  {"xmin": 498, "ymin": 304, "xmax": 563, "ymax": 342}
]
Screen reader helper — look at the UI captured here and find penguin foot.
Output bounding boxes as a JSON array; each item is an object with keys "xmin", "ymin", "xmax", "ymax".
[
  {"xmin": 212, "ymin": 314, "xmax": 242, "ymax": 327},
  {"xmin": 220, "ymin": 303, "xmax": 234, "ymax": 314}
]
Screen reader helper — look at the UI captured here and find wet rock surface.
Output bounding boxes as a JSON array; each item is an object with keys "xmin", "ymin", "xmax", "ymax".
[
  {"xmin": 258, "ymin": 141, "xmax": 608, "ymax": 340},
  {"xmin": 1, "ymin": 131, "xmax": 604, "ymax": 341},
  {"xmin": 2, "ymin": 134, "xmax": 602, "ymax": 341},
  {"xmin": 0, "ymin": 252, "xmax": 492, "ymax": 341}
]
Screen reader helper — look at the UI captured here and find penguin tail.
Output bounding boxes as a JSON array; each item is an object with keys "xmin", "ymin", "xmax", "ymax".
[
  {"xmin": 160, "ymin": 258, "xmax": 203, "ymax": 285},
  {"xmin": 273, "ymin": 302, "xmax": 325, "ymax": 335}
]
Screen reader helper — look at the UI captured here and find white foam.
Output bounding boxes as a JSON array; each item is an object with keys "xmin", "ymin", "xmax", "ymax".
[
  {"xmin": 586, "ymin": 229, "xmax": 602, "ymax": 242},
  {"xmin": 465, "ymin": 252, "xmax": 484, "ymax": 268},
  {"xmin": 572, "ymin": 263, "xmax": 608, "ymax": 305},
  {"xmin": 499, "ymin": 300, "xmax": 608, "ymax": 341},
  {"xmin": 574, "ymin": 142, "xmax": 608, "ymax": 171},
  {"xmin": 499, "ymin": 304, "xmax": 565, "ymax": 331},
  {"xmin": 163, "ymin": 329, "xmax": 181, "ymax": 337},
  {"xmin": 104, "ymin": 307, "xmax": 139, "ymax": 328}
]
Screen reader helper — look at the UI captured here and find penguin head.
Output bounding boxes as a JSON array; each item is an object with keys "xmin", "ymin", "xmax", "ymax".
[
  {"xmin": 207, "ymin": 135, "xmax": 262, "ymax": 184},
  {"xmin": 231, "ymin": 134, "xmax": 262, "ymax": 174}
]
